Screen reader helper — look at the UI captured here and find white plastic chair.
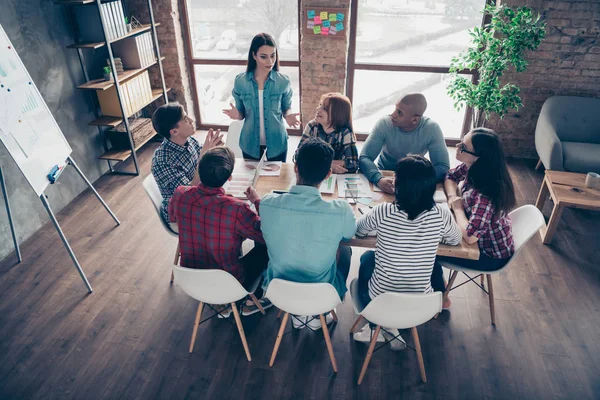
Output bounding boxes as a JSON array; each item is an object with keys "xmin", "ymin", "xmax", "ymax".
[
  {"xmin": 173, "ymin": 266, "xmax": 265, "ymax": 361},
  {"xmin": 265, "ymin": 279, "xmax": 342, "ymax": 371},
  {"xmin": 225, "ymin": 120, "xmax": 244, "ymax": 159},
  {"xmin": 348, "ymin": 279, "xmax": 442, "ymax": 385},
  {"xmin": 143, "ymin": 175, "xmax": 180, "ymax": 283},
  {"xmin": 442, "ymin": 204, "xmax": 546, "ymax": 325}
]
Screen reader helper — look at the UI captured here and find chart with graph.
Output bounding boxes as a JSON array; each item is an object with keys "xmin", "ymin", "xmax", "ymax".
[{"xmin": 0, "ymin": 25, "xmax": 72, "ymax": 196}]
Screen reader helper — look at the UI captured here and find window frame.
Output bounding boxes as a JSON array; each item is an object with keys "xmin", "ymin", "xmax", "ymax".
[{"xmin": 180, "ymin": 0, "xmax": 303, "ymax": 134}]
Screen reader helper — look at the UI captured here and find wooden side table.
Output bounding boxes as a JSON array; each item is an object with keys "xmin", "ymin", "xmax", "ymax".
[{"xmin": 535, "ymin": 170, "xmax": 600, "ymax": 244}]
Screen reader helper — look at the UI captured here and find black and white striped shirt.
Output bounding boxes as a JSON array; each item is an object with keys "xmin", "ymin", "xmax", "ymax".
[{"xmin": 356, "ymin": 203, "xmax": 461, "ymax": 299}]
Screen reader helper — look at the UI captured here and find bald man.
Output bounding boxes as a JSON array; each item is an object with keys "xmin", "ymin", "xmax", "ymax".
[{"xmin": 359, "ymin": 94, "xmax": 450, "ymax": 193}]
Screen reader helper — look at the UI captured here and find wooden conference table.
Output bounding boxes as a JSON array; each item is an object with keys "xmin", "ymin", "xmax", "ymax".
[{"xmin": 253, "ymin": 162, "xmax": 480, "ymax": 260}]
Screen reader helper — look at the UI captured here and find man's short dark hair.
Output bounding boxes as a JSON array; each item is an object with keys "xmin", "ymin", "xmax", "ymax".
[
  {"xmin": 296, "ymin": 137, "xmax": 334, "ymax": 186},
  {"xmin": 198, "ymin": 147, "xmax": 235, "ymax": 188},
  {"xmin": 394, "ymin": 155, "xmax": 436, "ymax": 220},
  {"xmin": 152, "ymin": 102, "xmax": 184, "ymax": 139}
]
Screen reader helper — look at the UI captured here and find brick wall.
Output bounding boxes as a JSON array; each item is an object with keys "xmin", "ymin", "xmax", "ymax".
[
  {"xmin": 487, "ymin": 0, "xmax": 600, "ymax": 158},
  {"xmin": 127, "ymin": 0, "xmax": 196, "ymax": 120},
  {"xmin": 299, "ymin": 1, "xmax": 351, "ymax": 125}
]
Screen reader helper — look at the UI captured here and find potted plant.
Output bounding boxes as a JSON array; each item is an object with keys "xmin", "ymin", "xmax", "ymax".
[
  {"xmin": 103, "ymin": 66, "xmax": 112, "ymax": 81},
  {"xmin": 446, "ymin": 4, "xmax": 546, "ymax": 129},
  {"xmin": 125, "ymin": 16, "xmax": 132, "ymax": 33}
]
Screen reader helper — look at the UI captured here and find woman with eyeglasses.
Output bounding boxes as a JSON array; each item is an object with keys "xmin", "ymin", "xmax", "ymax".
[
  {"xmin": 222, "ymin": 33, "xmax": 301, "ymax": 162},
  {"xmin": 431, "ymin": 128, "xmax": 516, "ymax": 309},
  {"xmin": 295, "ymin": 92, "xmax": 358, "ymax": 174}
]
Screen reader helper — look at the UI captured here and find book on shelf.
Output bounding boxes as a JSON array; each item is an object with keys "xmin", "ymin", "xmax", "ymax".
[
  {"xmin": 112, "ymin": 32, "xmax": 155, "ymax": 69},
  {"xmin": 74, "ymin": 0, "xmax": 126, "ymax": 42},
  {"xmin": 96, "ymin": 70, "xmax": 153, "ymax": 118}
]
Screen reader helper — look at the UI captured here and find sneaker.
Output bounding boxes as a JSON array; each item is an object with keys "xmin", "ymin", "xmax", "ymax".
[
  {"xmin": 382, "ymin": 328, "xmax": 407, "ymax": 351},
  {"xmin": 306, "ymin": 311, "xmax": 335, "ymax": 330},
  {"xmin": 241, "ymin": 298, "xmax": 273, "ymax": 316},
  {"xmin": 353, "ymin": 324, "xmax": 385, "ymax": 343},
  {"xmin": 291, "ymin": 315, "xmax": 308, "ymax": 329},
  {"xmin": 215, "ymin": 305, "xmax": 231, "ymax": 319}
]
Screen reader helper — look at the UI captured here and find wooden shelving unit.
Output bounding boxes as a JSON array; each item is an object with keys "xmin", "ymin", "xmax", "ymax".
[{"xmin": 57, "ymin": 0, "xmax": 168, "ymax": 176}]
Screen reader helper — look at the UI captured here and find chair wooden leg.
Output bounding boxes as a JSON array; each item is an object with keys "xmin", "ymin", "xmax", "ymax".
[
  {"xmin": 249, "ymin": 293, "xmax": 265, "ymax": 315},
  {"xmin": 411, "ymin": 326, "xmax": 427, "ymax": 383},
  {"xmin": 170, "ymin": 270, "xmax": 174, "ymax": 283},
  {"xmin": 320, "ymin": 314, "xmax": 338, "ymax": 372},
  {"xmin": 443, "ymin": 270, "xmax": 459, "ymax": 303},
  {"xmin": 189, "ymin": 302, "xmax": 203, "ymax": 353},
  {"xmin": 535, "ymin": 159, "xmax": 543, "ymax": 170},
  {"xmin": 270, "ymin": 312, "xmax": 289, "ymax": 367},
  {"xmin": 231, "ymin": 302, "xmax": 251, "ymax": 361},
  {"xmin": 277, "ymin": 309, "xmax": 283, "ymax": 319},
  {"xmin": 173, "ymin": 242, "xmax": 180, "ymax": 265},
  {"xmin": 358, "ymin": 325, "xmax": 381, "ymax": 385},
  {"xmin": 486, "ymin": 274, "xmax": 496, "ymax": 325},
  {"xmin": 350, "ymin": 315, "xmax": 365, "ymax": 333},
  {"xmin": 330, "ymin": 308, "xmax": 338, "ymax": 322}
]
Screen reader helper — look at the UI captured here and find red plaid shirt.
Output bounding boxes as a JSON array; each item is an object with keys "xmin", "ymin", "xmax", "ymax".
[
  {"xmin": 169, "ymin": 184, "xmax": 264, "ymax": 281},
  {"xmin": 447, "ymin": 164, "xmax": 514, "ymax": 259}
]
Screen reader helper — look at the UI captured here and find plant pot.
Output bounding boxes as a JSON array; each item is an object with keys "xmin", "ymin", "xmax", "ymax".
[
  {"xmin": 126, "ymin": 24, "xmax": 132, "ymax": 32},
  {"xmin": 103, "ymin": 73, "xmax": 112, "ymax": 81}
]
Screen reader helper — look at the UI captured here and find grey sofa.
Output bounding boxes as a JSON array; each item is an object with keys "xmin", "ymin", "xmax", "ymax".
[{"xmin": 535, "ymin": 96, "xmax": 600, "ymax": 173}]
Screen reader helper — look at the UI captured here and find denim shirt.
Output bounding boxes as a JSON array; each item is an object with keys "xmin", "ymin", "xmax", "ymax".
[
  {"xmin": 259, "ymin": 185, "xmax": 357, "ymax": 298},
  {"xmin": 232, "ymin": 70, "xmax": 292, "ymax": 159}
]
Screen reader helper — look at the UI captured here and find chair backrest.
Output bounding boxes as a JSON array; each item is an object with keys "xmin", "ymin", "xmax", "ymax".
[
  {"xmin": 173, "ymin": 266, "xmax": 249, "ymax": 304},
  {"xmin": 508, "ymin": 204, "xmax": 546, "ymax": 253},
  {"xmin": 360, "ymin": 289, "xmax": 442, "ymax": 329},
  {"xmin": 539, "ymin": 96, "xmax": 600, "ymax": 143},
  {"xmin": 142, "ymin": 174, "xmax": 178, "ymax": 235},
  {"xmin": 265, "ymin": 279, "xmax": 341, "ymax": 316},
  {"xmin": 225, "ymin": 120, "xmax": 244, "ymax": 158}
]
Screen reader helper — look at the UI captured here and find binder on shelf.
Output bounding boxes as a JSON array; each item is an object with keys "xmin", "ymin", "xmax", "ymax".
[
  {"xmin": 112, "ymin": 32, "xmax": 154, "ymax": 69},
  {"xmin": 114, "ymin": 1, "xmax": 127, "ymax": 37},
  {"xmin": 97, "ymin": 71, "xmax": 153, "ymax": 118}
]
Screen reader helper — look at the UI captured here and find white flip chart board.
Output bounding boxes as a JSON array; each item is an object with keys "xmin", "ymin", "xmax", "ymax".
[{"xmin": 0, "ymin": 24, "xmax": 72, "ymax": 196}]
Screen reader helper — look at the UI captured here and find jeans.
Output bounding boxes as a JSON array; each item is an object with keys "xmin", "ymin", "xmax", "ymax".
[
  {"xmin": 241, "ymin": 243, "xmax": 269, "ymax": 298},
  {"xmin": 243, "ymin": 145, "xmax": 287, "ymax": 162},
  {"xmin": 431, "ymin": 254, "xmax": 510, "ymax": 293},
  {"xmin": 336, "ymin": 246, "xmax": 352, "ymax": 295},
  {"xmin": 357, "ymin": 250, "xmax": 376, "ymax": 306}
]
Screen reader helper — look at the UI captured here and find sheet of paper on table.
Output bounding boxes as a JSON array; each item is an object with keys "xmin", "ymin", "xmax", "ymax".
[
  {"xmin": 242, "ymin": 160, "xmax": 282, "ymax": 177},
  {"xmin": 337, "ymin": 174, "xmax": 372, "ymax": 198},
  {"xmin": 223, "ymin": 173, "xmax": 254, "ymax": 199},
  {"xmin": 319, "ymin": 174, "xmax": 337, "ymax": 194},
  {"xmin": 434, "ymin": 189, "xmax": 447, "ymax": 203}
]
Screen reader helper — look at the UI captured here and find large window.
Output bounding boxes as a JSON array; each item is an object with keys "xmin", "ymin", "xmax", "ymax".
[
  {"xmin": 182, "ymin": 0, "xmax": 301, "ymax": 130},
  {"xmin": 348, "ymin": 0, "xmax": 487, "ymax": 140}
]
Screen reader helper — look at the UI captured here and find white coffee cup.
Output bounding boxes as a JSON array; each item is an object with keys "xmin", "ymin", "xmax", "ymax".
[{"xmin": 585, "ymin": 172, "xmax": 600, "ymax": 189}]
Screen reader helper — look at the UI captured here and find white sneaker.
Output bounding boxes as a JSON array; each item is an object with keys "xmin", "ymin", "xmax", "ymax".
[
  {"xmin": 382, "ymin": 328, "xmax": 407, "ymax": 351},
  {"xmin": 291, "ymin": 312, "xmax": 335, "ymax": 330},
  {"xmin": 306, "ymin": 311, "xmax": 335, "ymax": 330},
  {"xmin": 353, "ymin": 324, "xmax": 385, "ymax": 343},
  {"xmin": 291, "ymin": 315, "xmax": 308, "ymax": 329}
]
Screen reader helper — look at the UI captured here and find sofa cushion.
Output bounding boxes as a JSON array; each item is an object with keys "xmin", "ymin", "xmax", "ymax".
[{"xmin": 562, "ymin": 141, "xmax": 600, "ymax": 173}]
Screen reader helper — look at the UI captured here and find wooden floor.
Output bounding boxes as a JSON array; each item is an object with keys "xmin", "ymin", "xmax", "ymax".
[{"xmin": 1, "ymin": 142, "xmax": 599, "ymax": 400}]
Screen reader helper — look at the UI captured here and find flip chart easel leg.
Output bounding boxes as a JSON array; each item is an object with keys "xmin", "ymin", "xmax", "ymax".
[
  {"xmin": 67, "ymin": 156, "xmax": 120, "ymax": 226},
  {"xmin": 0, "ymin": 166, "xmax": 22, "ymax": 263},
  {"xmin": 40, "ymin": 194, "xmax": 93, "ymax": 293}
]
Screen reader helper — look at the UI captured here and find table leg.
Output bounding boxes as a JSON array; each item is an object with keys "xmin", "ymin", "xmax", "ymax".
[
  {"xmin": 541, "ymin": 202, "xmax": 565, "ymax": 245},
  {"xmin": 535, "ymin": 177, "xmax": 550, "ymax": 211}
]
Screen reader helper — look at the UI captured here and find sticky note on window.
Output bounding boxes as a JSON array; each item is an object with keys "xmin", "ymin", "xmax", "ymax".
[
  {"xmin": 314, "ymin": 16, "xmax": 321, "ymax": 24},
  {"xmin": 321, "ymin": 27, "xmax": 329, "ymax": 35},
  {"xmin": 323, "ymin": 20, "xmax": 330, "ymax": 28},
  {"xmin": 307, "ymin": 21, "xmax": 314, "ymax": 29},
  {"xmin": 307, "ymin": 10, "xmax": 315, "ymax": 19},
  {"xmin": 336, "ymin": 22, "xmax": 344, "ymax": 31},
  {"xmin": 313, "ymin": 26, "xmax": 321, "ymax": 35},
  {"xmin": 329, "ymin": 13, "xmax": 337, "ymax": 22},
  {"xmin": 320, "ymin": 11, "xmax": 328, "ymax": 20},
  {"xmin": 337, "ymin": 13, "xmax": 344, "ymax": 21},
  {"xmin": 329, "ymin": 26, "xmax": 337, "ymax": 34}
]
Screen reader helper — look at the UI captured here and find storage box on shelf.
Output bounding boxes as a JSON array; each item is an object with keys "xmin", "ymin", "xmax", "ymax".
[{"xmin": 107, "ymin": 117, "xmax": 154, "ymax": 149}]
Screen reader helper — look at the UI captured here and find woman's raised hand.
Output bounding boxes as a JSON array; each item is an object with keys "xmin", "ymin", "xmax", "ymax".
[
  {"xmin": 284, "ymin": 112, "xmax": 301, "ymax": 129},
  {"xmin": 222, "ymin": 103, "xmax": 241, "ymax": 120}
]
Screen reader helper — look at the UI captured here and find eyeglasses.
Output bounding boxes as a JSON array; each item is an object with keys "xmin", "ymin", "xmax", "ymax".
[{"xmin": 458, "ymin": 142, "xmax": 478, "ymax": 157}]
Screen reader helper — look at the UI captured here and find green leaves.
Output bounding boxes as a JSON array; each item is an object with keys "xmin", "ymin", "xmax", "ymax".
[{"xmin": 447, "ymin": 4, "xmax": 546, "ymax": 126}]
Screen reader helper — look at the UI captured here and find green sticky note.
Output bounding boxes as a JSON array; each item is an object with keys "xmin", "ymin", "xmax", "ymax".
[
  {"xmin": 323, "ymin": 20, "xmax": 330, "ymax": 28},
  {"xmin": 329, "ymin": 13, "xmax": 337, "ymax": 22},
  {"xmin": 336, "ymin": 22, "xmax": 344, "ymax": 31},
  {"xmin": 313, "ymin": 26, "xmax": 321, "ymax": 34},
  {"xmin": 307, "ymin": 10, "xmax": 315, "ymax": 19}
]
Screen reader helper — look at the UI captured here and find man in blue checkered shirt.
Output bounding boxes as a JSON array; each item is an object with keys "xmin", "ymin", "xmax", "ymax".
[{"xmin": 151, "ymin": 102, "xmax": 223, "ymax": 231}]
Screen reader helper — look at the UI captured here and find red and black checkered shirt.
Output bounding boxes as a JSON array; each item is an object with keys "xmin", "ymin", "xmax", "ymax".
[
  {"xmin": 169, "ymin": 184, "xmax": 264, "ymax": 280},
  {"xmin": 447, "ymin": 164, "xmax": 515, "ymax": 259}
]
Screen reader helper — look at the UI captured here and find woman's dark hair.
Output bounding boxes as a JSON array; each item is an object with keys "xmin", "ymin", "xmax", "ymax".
[
  {"xmin": 151, "ymin": 102, "xmax": 184, "ymax": 139},
  {"xmin": 198, "ymin": 147, "xmax": 235, "ymax": 188},
  {"xmin": 394, "ymin": 155, "xmax": 436, "ymax": 220},
  {"xmin": 246, "ymin": 33, "xmax": 280, "ymax": 73},
  {"xmin": 468, "ymin": 127, "xmax": 516, "ymax": 216},
  {"xmin": 320, "ymin": 92, "xmax": 353, "ymax": 132},
  {"xmin": 296, "ymin": 137, "xmax": 334, "ymax": 186}
]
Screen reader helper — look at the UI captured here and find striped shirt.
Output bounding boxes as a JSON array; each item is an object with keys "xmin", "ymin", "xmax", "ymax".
[{"xmin": 356, "ymin": 202, "xmax": 461, "ymax": 299}]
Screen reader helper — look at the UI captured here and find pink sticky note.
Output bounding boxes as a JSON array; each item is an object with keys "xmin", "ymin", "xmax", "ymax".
[
  {"xmin": 314, "ymin": 16, "xmax": 321, "ymax": 24},
  {"xmin": 321, "ymin": 27, "xmax": 329, "ymax": 35}
]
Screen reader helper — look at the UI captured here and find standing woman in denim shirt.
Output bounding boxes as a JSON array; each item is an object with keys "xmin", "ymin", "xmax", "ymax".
[{"xmin": 222, "ymin": 33, "xmax": 301, "ymax": 161}]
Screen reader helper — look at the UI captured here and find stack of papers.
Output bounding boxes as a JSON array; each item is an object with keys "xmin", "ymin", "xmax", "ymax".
[
  {"xmin": 223, "ymin": 173, "xmax": 253, "ymax": 199},
  {"xmin": 319, "ymin": 174, "xmax": 337, "ymax": 194}
]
